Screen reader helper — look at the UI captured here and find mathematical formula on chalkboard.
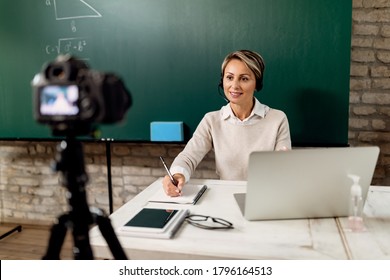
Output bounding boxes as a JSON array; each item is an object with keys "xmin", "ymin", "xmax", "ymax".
[{"xmin": 44, "ymin": 0, "xmax": 102, "ymax": 59}]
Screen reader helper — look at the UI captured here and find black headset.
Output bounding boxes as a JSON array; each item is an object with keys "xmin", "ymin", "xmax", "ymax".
[
  {"xmin": 218, "ymin": 73, "xmax": 264, "ymax": 92},
  {"xmin": 218, "ymin": 72, "xmax": 264, "ymax": 103}
]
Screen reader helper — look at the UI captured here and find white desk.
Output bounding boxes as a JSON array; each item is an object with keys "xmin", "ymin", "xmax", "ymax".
[
  {"xmin": 338, "ymin": 186, "xmax": 390, "ymax": 259},
  {"xmin": 89, "ymin": 179, "xmax": 390, "ymax": 260}
]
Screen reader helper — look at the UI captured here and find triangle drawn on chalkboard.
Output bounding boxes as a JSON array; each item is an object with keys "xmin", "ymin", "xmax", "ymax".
[{"xmin": 54, "ymin": 0, "xmax": 102, "ymax": 20}]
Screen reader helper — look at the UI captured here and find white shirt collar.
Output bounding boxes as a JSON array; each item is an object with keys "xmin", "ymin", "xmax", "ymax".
[{"xmin": 221, "ymin": 98, "xmax": 269, "ymax": 121}]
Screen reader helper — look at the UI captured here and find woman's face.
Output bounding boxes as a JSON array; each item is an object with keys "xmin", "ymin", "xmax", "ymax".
[{"xmin": 223, "ymin": 59, "xmax": 257, "ymax": 107}]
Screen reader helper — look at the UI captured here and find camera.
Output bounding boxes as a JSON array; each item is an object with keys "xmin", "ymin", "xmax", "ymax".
[{"xmin": 32, "ymin": 54, "xmax": 131, "ymax": 136}]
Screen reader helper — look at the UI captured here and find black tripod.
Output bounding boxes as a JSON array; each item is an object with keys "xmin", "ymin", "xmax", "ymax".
[{"xmin": 42, "ymin": 137, "xmax": 127, "ymax": 260}]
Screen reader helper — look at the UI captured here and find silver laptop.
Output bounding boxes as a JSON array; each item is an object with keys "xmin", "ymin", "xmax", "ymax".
[{"xmin": 234, "ymin": 146, "xmax": 380, "ymax": 221}]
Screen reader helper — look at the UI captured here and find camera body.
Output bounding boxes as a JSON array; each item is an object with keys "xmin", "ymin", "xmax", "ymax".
[{"xmin": 32, "ymin": 55, "xmax": 131, "ymax": 135}]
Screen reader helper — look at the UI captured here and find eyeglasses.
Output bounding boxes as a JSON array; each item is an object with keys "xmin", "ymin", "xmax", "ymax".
[{"xmin": 186, "ymin": 214, "xmax": 234, "ymax": 230}]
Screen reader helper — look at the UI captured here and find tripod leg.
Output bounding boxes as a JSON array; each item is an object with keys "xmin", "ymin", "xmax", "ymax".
[
  {"xmin": 42, "ymin": 214, "xmax": 68, "ymax": 260},
  {"xmin": 93, "ymin": 208, "xmax": 128, "ymax": 260},
  {"xmin": 0, "ymin": 225, "xmax": 22, "ymax": 240},
  {"xmin": 72, "ymin": 224, "xmax": 94, "ymax": 260}
]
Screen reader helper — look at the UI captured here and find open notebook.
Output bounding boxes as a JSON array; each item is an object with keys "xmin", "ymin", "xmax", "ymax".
[{"xmin": 148, "ymin": 183, "xmax": 207, "ymax": 205}]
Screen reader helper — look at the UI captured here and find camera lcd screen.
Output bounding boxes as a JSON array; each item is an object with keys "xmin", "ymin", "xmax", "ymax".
[{"xmin": 40, "ymin": 85, "xmax": 79, "ymax": 116}]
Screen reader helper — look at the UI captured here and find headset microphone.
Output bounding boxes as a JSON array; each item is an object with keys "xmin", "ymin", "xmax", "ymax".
[
  {"xmin": 217, "ymin": 73, "xmax": 229, "ymax": 103},
  {"xmin": 217, "ymin": 83, "xmax": 229, "ymax": 103}
]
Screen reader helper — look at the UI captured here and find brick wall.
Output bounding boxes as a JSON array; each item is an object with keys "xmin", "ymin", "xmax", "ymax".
[
  {"xmin": 1, "ymin": 1, "xmax": 390, "ymax": 225},
  {"xmin": 349, "ymin": 0, "xmax": 390, "ymax": 185},
  {"xmin": 0, "ymin": 141, "xmax": 217, "ymax": 224}
]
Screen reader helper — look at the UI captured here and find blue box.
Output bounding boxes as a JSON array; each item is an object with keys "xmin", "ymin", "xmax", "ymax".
[{"xmin": 150, "ymin": 122, "xmax": 184, "ymax": 142}]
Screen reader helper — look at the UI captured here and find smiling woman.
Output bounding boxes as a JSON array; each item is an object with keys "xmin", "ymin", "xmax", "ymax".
[
  {"xmin": 162, "ymin": 50, "xmax": 292, "ymax": 197},
  {"xmin": 221, "ymin": 50, "xmax": 263, "ymax": 120}
]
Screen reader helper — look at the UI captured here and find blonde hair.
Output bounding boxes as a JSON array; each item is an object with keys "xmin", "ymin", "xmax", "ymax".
[{"xmin": 221, "ymin": 50, "xmax": 265, "ymax": 91}]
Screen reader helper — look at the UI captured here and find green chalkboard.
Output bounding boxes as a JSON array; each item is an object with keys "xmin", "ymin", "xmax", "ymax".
[{"xmin": 0, "ymin": 0, "xmax": 352, "ymax": 145}]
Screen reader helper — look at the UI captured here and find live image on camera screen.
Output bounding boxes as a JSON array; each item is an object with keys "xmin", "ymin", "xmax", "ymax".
[{"xmin": 40, "ymin": 85, "xmax": 79, "ymax": 116}]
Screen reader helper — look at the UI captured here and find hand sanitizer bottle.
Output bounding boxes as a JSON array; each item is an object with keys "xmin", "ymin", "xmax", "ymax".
[{"xmin": 347, "ymin": 174, "xmax": 365, "ymax": 232}]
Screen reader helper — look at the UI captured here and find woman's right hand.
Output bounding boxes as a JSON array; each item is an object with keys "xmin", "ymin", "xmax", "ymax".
[{"xmin": 162, "ymin": 173, "xmax": 185, "ymax": 197}]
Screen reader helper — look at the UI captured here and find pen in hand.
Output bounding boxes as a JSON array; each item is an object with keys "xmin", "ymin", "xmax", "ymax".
[{"xmin": 160, "ymin": 156, "xmax": 179, "ymax": 188}]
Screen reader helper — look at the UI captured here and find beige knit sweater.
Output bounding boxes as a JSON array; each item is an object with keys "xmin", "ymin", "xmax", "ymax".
[{"xmin": 171, "ymin": 99, "xmax": 291, "ymax": 181}]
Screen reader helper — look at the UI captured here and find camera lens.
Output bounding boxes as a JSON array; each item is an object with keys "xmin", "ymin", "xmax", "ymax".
[
  {"xmin": 45, "ymin": 62, "xmax": 69, "ymax": 81},
  {"xmin": 50, "ymin": 66, "xmax": 66, "ymax": 80}
]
